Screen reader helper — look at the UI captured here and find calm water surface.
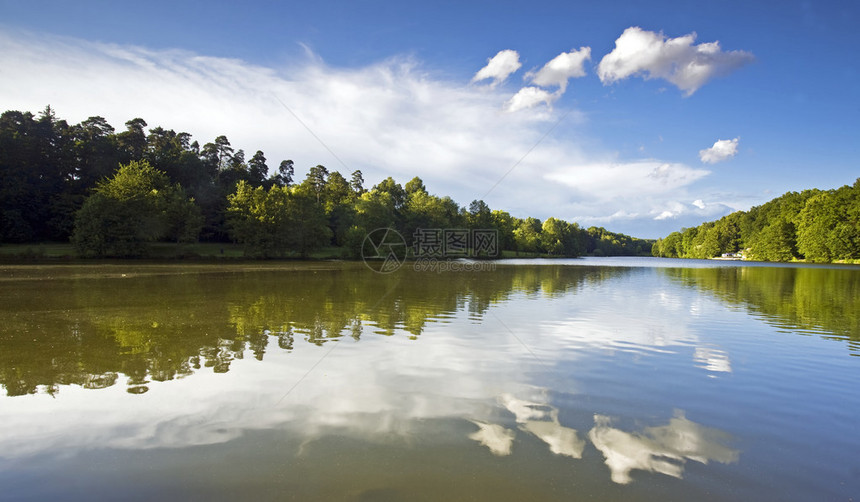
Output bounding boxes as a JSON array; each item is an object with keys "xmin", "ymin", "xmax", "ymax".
[{"xmin": 1, "ymin": 258, "xmax": 858, "ymax": 501}]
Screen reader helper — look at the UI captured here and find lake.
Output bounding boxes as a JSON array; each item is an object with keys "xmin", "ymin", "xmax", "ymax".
[{"xmin": 1, "ymin": 257, "xmax": 858, "ymax": 501}]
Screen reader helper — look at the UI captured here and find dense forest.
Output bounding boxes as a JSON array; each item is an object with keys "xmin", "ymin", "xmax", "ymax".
[
  {"xmin": 0, "ymin": 106, "xmax": 652, "ymax": 258},
  {"xmin": 652, "ymin": 180, "xmax": 860, "ymax": 263}
]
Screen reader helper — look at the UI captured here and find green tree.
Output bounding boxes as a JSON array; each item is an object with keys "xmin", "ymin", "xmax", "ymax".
[
  {"xmin": 226, "ymin": 181, "xmax": 330, "ymax": 258},
  {"xmin": 226, "ymin": 181, "xmax": 290, "ymax": 258},
  {"xmin": 162, "ymin": 188, "xmax": 204, "ymax": 244},
  {"xmin": 0, "ymin": 110, "xmax": 42, "ymax": 242},
  {"xmin": 304, "ymin": 165, "xmax": 329, "ymax": 204},
  {"xmin": 272, "ymin": 160, "xmax": 294, "ymax": 187},
  {"xmin": 72, "ymin": 160, "xmax": 199, "ymax": 257},
  {"xmin": 651, "ymin": 238, "xmax": 663, "ymax": 257},
  {"xmin": 248, "ymin": 150, "xmax": 268, "ymax": 187},
  {"xmin": 349, "ymin": 170, "xmax": 365, "ymax": 196},
  {"xmin": 491, "ymin": 210, "xmax": 516, "ymax": 251},
  {"xmin": 143, "ymin": 127, "xmax": 212, "ymax": 201},
  {"xmin": 287, "ymin": 184, "xmax": 332, "ymax": 257},
  {"xmin": 354, "ymin": 190, "xmax": 397, "ymax": 230},
  {"xmin": 403, "ymin": 190, "xmax": 458, "ymax": 233},
  {"xmin": 9, "ymin": 107, "xmax": 77, "ymax": 241},
  {"xmin": 467, "ymin": 200, "xmax": 492, "ymax": 229},
  {"xmin": 405, "ymin": 176, "xmax": 427, "ymax": 195},
  {"xmin": 749, "ymin": 220, "xmax": 797, "ymax": 262},
  {"xmin": 659, "ymin": 232, "xmax": 682, "ymax": 258},
  {"xmin": 341, "ymin": 190, "xmax": 398, "ymax": 257},
  {"xmin": 679, "ymin": 227, "xmax": 698, "ymax": 258},
  {"xmin": 323, "ymin": 171, "xmax": 351, "ymax": 213},
  {"xmin": 323, "ymin": 171, "xmax": 354, "ymax": 245},
  {"xmin": 373, "ymin": 177, "xmax": 406, "ymax": 210},
  {"xmin": 513, "ymin": 217, "xmax": 542, "ymax": 254},
  {"xmin": 541, "ymin": 218, "xmax": 566, "ymax": 255},
  {"xmin": 212, "ymin": 135, "xmax": 234, "ymax": 171},
  {"xmin": 541, "ymin": 217, "xmax": 585, "ymax": 257},
  {"xmin": 116, "ymin": 118, "xmax": 147, "ymax": 163},
  {"xmin": 700, "ymin": 225, "xmax": 722, "ymax": 258},
  {"xmin": 797, "ymin": 183, "xmax": 860, "ymax": 262},
  {"xmin": 74, "ymin": 116, "xmax": 119, "ymax": 189}
]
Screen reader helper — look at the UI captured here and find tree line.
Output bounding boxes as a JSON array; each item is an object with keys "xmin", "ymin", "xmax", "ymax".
[
  {"xmin": 652, "ymin": 180, "xmax": 860, "ymax": 262},
  {"xmin": 0, "ymin": 106, "xmax": 652, "ymax": 258}
]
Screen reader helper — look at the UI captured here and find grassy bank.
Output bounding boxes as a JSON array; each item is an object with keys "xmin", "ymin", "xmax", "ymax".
[
  {"xmin": 0, "ymin": 242, "xmax": 662, "ymax": 263},
  {"xmin": 0, "ymin": 242, "xmax": 346, "ymax": 262}
]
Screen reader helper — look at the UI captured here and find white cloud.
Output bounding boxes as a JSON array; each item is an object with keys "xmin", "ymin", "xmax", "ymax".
[
  {"xmin": 507, "ymin": 47, "xmax": 591, "ymax": 112},
  {"xmin": 0, "ymin": 31, "xmax": 558, "ymax": 202},
  {"xmin": 541, "ymin": 160, "xmax": 721, "ymax": 235},
  {"xmin": 528, "ymin": 47, "xmax": 591, "ymax": 91},
  {"xmin": 651, "ymin": 198, "xmax": 734, "ymax": 222},
  {"xmin": 506, "ymin": 86, "xmax": 559, "ymax": 111},
  {"xmin": 699, "ymin": 137, "xmax": 740, "ymax": 164},
  {"xmin": 597, "ymin": 27, "xmax": 754, "ymax": 95},
  {"xmin": 0, "ymin": 29, "xmax": 728, "ymax": 238},
  {"xmin": 472, "ymin": 49, "xmax": 522, "ymax": 87},
  {"xmin": 545, "ymin": 160, "xmax": 710, "ymax": 200},
  {"xmin": 652, "ymin": 201, "xmax": 687, "ymax": 220}
]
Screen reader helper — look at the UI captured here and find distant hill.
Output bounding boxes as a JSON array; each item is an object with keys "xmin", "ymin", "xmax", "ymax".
[{"xmin": 652, "ymin": 179, "xmax": 860, "ymax": 263}]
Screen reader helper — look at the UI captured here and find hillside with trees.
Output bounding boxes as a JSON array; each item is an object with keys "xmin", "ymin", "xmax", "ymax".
[
  {"xmin": 0, "ymin": 106, "xmax": 652, "ymax": 258},
  {"xmin": 652, "ymin": 181, "xmax": 860, "ymax": 263}
]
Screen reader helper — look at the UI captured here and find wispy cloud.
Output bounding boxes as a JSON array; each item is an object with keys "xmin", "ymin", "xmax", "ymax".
[
  {"xmin": 699, "ymin": 137, "xmax": 740, "ymax": 164},
  {"xmin": 598, "ymin": 27, "xmax": 754, "ymax": 95},
  {"xmin": 0, "ymin": 29, "xmax": 730, "ymax": 237},
  {"xmin": 472, "ymin": 49, "xmax": 522, "ymax": 87},
  {"xmin": 545, "ymin": 160, "xmax": 710, "ymax": 200}
]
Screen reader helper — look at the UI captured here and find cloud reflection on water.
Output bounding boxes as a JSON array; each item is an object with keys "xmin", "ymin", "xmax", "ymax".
[
  {"xmin": 468, "ymin": 421, "xmax": 515, "ymax": 456},
  {"xmin": 0, "ymin": 264, "xmax": 742, "ymax": 486},
  {"xmin": 467, "ymin": 394, "xmax": 737, "ymax": 484},
  {"xmin": 588, "ymin": 411, "xmax": 739, "ymax": 484},
  {"xmin": 500, "ymin": 394, "xmax": 586, "ymax": 459}
]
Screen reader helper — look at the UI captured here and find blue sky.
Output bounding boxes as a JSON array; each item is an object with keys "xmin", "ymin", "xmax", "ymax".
[{"xmin": 1, "ymin": 0, "xmax": 857, "ymax": 237}]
